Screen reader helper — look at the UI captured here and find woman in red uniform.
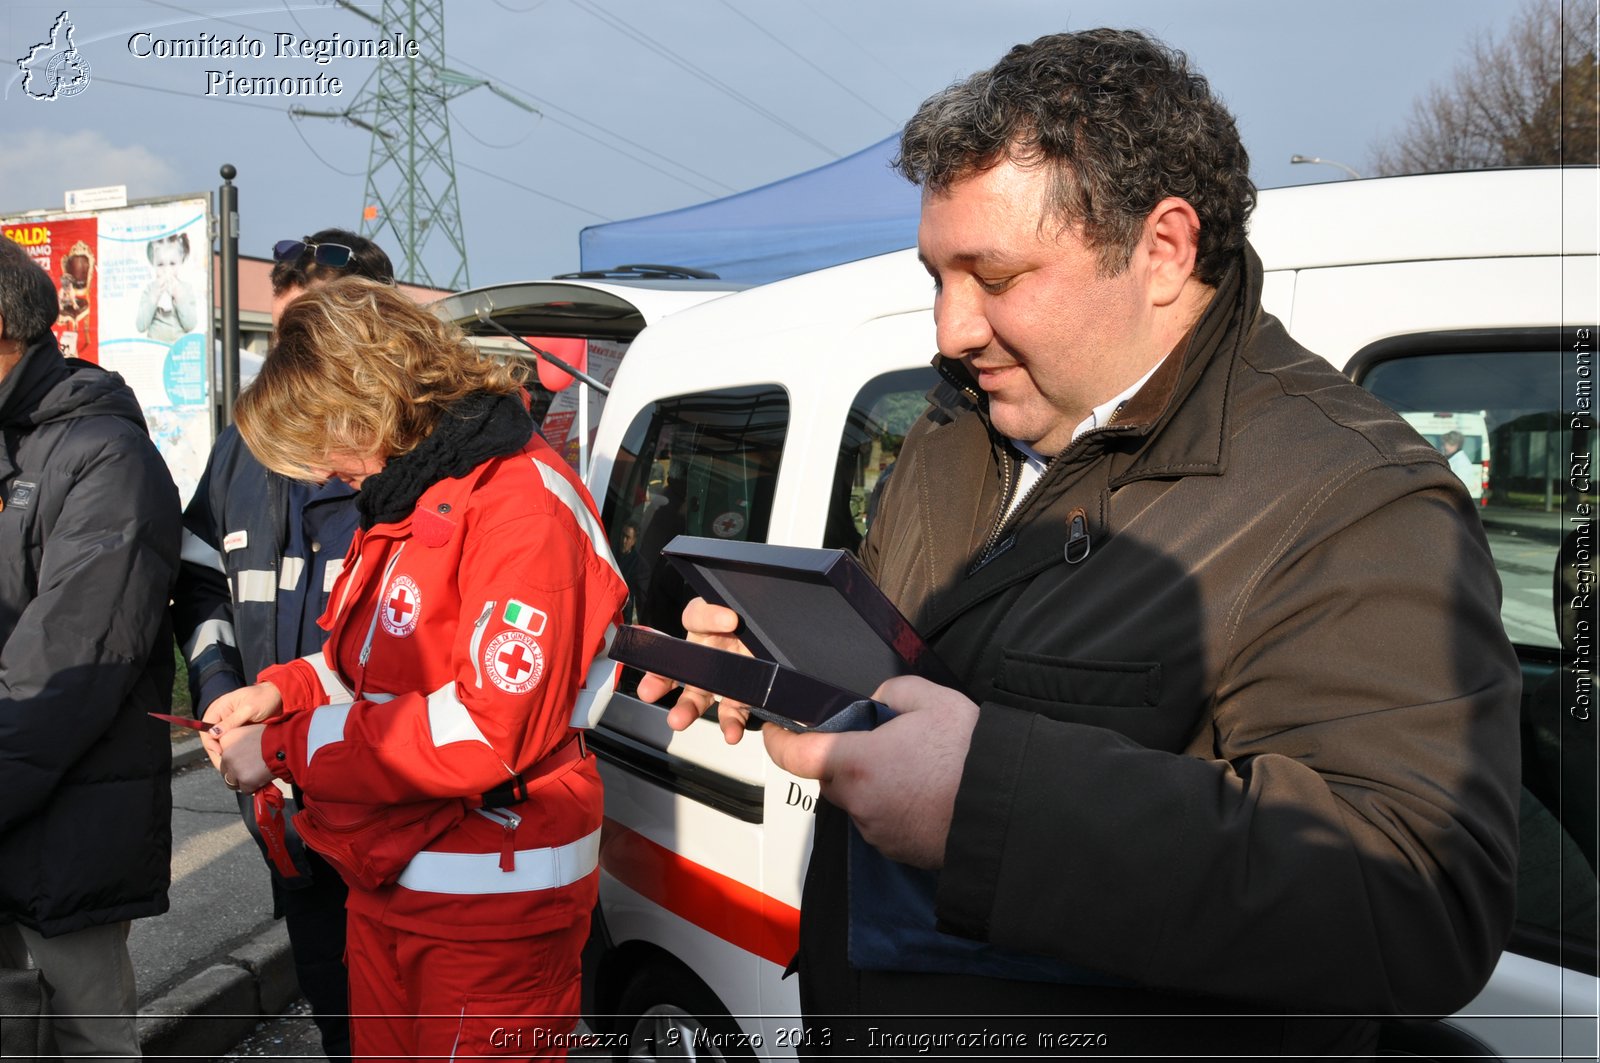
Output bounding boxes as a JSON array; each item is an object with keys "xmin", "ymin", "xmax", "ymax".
[{"xmin": 207, "ymin": 278, "xmax": 627, "ymax": 1060}]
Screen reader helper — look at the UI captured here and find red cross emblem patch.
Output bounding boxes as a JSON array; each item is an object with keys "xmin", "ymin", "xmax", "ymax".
[
  {"xmin": 484, "ymin": 629, "xmax": 545, "ymax": 694},
  {"xmin": 380, "ymin": 574, "xmax": 421, "ymax": 637}
]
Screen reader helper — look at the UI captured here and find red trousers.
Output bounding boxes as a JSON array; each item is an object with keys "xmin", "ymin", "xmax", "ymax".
[{"xmin": 345, "ymin": 908, "xmax": 588, "ymax": 1062}]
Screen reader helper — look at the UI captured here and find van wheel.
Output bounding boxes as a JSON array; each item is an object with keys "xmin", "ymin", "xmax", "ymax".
[{"xmin": 615, "ymin": 962, "xmax": 754, "ymax": 1062}]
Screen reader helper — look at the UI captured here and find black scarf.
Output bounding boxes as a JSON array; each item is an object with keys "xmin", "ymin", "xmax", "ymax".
[{"xmin": 356, "ymin": 390, "xmax": 533, "ymax": 529}]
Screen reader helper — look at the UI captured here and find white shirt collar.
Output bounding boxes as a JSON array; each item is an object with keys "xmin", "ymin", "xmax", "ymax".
[
  {"xmin": 1008, "ymin": 354, "xmax": 1170, "ymax": 465},
  {"xmin": 1001, "ymin": 356, "xmax": 1169, "ymax": 522},
  {"xmin": 1068, "ymin": 355, "xmax": 1168, "ymax": 445}
]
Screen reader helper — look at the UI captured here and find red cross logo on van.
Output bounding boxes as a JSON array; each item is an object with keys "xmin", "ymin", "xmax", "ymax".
[
  {"xmin": 484, "ymin": 630, "xmax": 544, "ymax": 694},
  {"xmin": 380, "ymin": 574, "xmax": 421, "ymax": 637}
]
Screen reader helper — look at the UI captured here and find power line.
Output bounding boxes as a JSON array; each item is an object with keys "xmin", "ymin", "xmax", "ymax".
[
  {"xmin": 452, "ymin": 107, "xmax": 534, "ymax": 151},
  {"xmin": 280, "ymin": 0, "xmax": 313, "ymax": 39},
  {"xmin": 795, "ymin": 0, "xmax": 926, "ymax": 96},
  {"xmin": 440, "ymin": 52, "xmax": 738, "ymax": 196},
  {"xmin": 140, "ymin": 0, "xmax": 270, "ymax": 37},
  {"xmin": 93, "ymin": 75, "xmax": 291, "ymax": 112},
  {"xmin": 287, "ymin": 112, "xmax": 368, "ymax": 177},
  {"xmin": 569, "ymin": 0, "xmax": 843, "ymax": 159},
  {"xmin": 438, "ymin": 52, "xmax": 736, "ymax": 196},
  {"xmin": 713, "ymin": 0, "xmax": 901, "ymax": 125},
  {"xmin": 455, "ymin": 159, "xmax": 613, "ymax": 221}
]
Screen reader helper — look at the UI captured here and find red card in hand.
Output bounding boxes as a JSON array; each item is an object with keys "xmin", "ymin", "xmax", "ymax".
[{"xmin": 148, "ymin": 711, "xmax": 211, "ymax": 732}]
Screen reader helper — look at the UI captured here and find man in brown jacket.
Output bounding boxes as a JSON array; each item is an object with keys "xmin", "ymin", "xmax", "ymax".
[{"xmin": 646, "ymin": 28, "xmax": 1520, "ymax": 1058}]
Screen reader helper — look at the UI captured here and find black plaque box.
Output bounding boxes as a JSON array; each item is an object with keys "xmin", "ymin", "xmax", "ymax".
[{"xmin": 610, "ymin": 535, "xmax": 956, "ymax": 731}]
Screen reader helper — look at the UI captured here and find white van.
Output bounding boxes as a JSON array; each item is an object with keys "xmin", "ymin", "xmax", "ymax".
[
  {"xmin": 434, "ymin": 267, "xmax": 745, "ymax": 474},
  {"xmin": 468, "ymin": 169, "xmax": 1599, "ymax": 1062},
  {"xmin": 1398, "ymin": 410, "xmax": 1493, "ymax": 502}
]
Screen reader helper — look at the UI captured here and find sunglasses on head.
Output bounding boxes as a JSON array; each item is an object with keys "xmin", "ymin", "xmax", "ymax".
[{"xmin": 272, "ymin": 237, "xmax": 353, "ymax": 268}]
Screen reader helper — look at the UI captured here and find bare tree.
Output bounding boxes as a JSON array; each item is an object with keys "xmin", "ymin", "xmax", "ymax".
[{"xmin": 1372, "ymin": 0, "xmax": 1598, "ymax": 174}]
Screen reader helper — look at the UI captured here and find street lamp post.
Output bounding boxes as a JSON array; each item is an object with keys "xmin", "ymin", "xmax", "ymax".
[{"xmin": 1289, "ymin": 154, "xmax": 1363, "ymax": 180}]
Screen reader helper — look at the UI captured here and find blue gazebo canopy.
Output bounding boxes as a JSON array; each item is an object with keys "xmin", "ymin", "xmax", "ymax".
[{"xmin": 579, "ymin": 134, "xmax": 920, "ymax": 285}]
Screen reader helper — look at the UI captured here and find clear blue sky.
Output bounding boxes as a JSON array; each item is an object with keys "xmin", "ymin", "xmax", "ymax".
[{"xmin": 3, "ymin": 0, "xmax": 1521, "ymax": 289}]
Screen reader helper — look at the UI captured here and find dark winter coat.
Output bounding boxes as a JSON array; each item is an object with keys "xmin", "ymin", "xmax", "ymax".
[
  {"xmin": 798, "ymin": 247, "xmax": 1521, "ymax": 1057},
  {"xmin": 0, "ymin": 338, "xmax": 181, "ymax": 936}
]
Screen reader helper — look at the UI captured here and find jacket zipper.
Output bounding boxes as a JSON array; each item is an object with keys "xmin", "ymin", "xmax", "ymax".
[
  {"xmin": 468, "ymin": 600, "xmax": 495, "ymax": 689},
  {"xmin": 938, "ymin": 361, "xmax": 1025, "ymax": 572},
  {"xmin": 972, "ymin": 452, "xmax": 1020, "ymax": 571},
  {"xmin": 474, "ymin": 807, "xmax": 522, "ymax": 871},
  {"xmin": 354, "ymin": 545, "xmax": 406, "ymax": 697},
  {"xmin": 969, "ymin": 401, "xmax": 1126, "ymax": 572}
]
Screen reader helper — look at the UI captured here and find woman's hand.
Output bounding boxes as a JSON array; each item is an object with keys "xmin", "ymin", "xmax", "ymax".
[
  {"xmin": 218, "ymin": 724, "xmax": 274, "ymax": 794},
  {"xmin": 201, "ymin": 682, "xmax": 283, "ymax": 771}
]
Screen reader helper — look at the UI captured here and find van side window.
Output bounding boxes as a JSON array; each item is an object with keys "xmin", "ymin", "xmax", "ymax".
[
  {"xmin": 1359, "ymin": 339, "xmax": 1598, "ymax": 975},
  {"xmin": 826, "ymin": 367, "xmax": 938, "ymax": 550},
  {"xmin": 600, "ymin": 385, "xmax": 789, "ymax": 643}
]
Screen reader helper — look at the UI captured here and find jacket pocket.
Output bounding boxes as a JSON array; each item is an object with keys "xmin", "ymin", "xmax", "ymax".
[
  {"xmin": 293, "ymin": 796, "xmax": 468, "ymax": 891},
  {"xmin": 990, "ymin": 651, "xmax": 1204, "ymax": 749},
  {"xmin": 995, "ymin": 651, "xmax": 1161, "ymax": 708}
]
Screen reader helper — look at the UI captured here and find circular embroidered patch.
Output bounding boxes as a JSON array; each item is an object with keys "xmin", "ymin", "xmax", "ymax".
[
  {"xmin": 380, "ymin": 574, "xmax": 422, "ymax": 637},
  {"xmin": 484, "ymin": 630, "xmax": 545, "ymax": 694}
]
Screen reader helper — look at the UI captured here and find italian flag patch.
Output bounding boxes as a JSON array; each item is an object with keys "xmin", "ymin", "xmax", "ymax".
[{"xmin": 503, "ymin": 599, "xmax": 548, "ymax": 636}]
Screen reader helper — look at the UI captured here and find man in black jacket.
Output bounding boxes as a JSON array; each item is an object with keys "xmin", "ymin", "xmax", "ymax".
[
  {"xmin": 170, "ymin": 230, "xmax": 393, "ymax": 1063},
  {"xmin": 0, "ymin": 236, "xmax": 181, "ymax": 1057}
]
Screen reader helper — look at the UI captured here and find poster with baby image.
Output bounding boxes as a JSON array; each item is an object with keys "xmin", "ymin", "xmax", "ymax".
[{"xmin": 2, "ymin": 195, "xmax": 215, "ymax": 501}]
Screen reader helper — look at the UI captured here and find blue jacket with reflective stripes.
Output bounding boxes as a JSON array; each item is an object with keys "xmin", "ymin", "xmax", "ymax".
[{"xmin": 172, "ymin": 425, "xmax": 357, "ymax": 717}]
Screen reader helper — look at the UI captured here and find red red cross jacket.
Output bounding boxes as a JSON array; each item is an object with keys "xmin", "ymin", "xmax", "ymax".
[{"xmin": 256, "ymin": 433, "xmax": 627, "ymax": 940}]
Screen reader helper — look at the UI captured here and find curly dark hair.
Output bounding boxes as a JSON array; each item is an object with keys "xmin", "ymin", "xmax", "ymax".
[{"xmin": 895, "ymin": 28, "xmax": 1255, "ymax": 286}]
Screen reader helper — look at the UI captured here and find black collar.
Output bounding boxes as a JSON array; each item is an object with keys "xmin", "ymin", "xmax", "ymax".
[{"xmin": 356, "ymin": 390, "xmax": 532, "ymax": 529}]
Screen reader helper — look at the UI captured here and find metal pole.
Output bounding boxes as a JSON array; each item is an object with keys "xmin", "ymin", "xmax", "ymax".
[
  {"xmin": 471, "ymin": 312, "xmax": 611, "ymax": 393},
  {"xmin": 1289, "ymin": 154, "xmax": 1363, "ymax": 180},
  {"xmin": 577, "ymin": 381, "xmax": 590, "ymax": 478},
  {"xmin": 218, "ymin": 165, "xmax": 241, "ymax": 428}
]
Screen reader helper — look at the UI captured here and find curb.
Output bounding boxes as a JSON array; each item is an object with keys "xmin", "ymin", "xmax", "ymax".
[
  {"xmin": 137, "ymin": 920, "xmax": 299, "ymax": 1060},
  {"xmin": 138, "ymin": 739, "xmax": 302, "ymax": 1060}
]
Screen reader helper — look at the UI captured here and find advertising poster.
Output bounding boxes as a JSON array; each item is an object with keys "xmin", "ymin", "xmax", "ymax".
[
  {"xmin": 539, "ymin": 338, "xmax": 627, "ymax": 473},
  {"xmin": 1, "ymin": 196, "xmax": 213, "ymax": 501},
  {"xmin": 0, "ymin": 216, "xmax": 100, "ymax": 363}
]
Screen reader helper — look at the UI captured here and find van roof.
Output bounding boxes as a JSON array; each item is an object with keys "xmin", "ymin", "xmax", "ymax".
[{"xmin": 1248, "ymin": 167, "xmax": 1598, "ymax": 270}]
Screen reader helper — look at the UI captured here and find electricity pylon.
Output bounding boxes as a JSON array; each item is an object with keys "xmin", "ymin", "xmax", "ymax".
[{"xmin": 292, "ymin": 0, "xmax": 536, "ymax": 289}]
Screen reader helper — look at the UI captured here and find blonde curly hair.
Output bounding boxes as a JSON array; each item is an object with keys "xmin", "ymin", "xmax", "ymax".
[{"xmin": 236, "ymin": 277, "xmax": 526, "ymax": 481}]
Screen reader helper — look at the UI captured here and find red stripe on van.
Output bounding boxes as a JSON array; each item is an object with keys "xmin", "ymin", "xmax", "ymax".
[{"xmin": 600, "ymin": 817, "xmax": 800, "ymax": 967}]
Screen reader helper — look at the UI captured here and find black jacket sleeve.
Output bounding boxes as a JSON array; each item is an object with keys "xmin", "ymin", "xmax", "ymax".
[{"xmin": 0, "ymin": 421, "xmax": 181, "ymax": 833}]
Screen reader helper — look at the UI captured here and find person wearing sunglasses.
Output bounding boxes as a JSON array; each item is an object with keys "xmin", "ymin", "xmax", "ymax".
[
  {"xmin": 170, "ymin": 227, "xmax": 393, "ymax": 1063},
  {"xmin": 269, "ymin": 229, "xmax": 393, "ymax": 322}
]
